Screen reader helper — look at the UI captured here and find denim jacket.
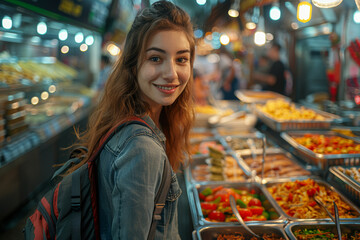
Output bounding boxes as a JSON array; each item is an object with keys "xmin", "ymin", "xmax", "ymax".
[{"xmin": 97, "ymin": 116, "xmax": 182, "ymax": 240}]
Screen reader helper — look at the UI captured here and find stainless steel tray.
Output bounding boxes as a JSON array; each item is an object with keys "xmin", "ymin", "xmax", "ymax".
[
  {"xmin": 191, "ymin": 182, "xmax": 285, "ymax": 226},
  {"xmin": 194, "ymin": 223, "xmax": 289, "ymax": 240},
  {"xmin": 285, "ymin": 221, "xmax": 360, "ymax": 240},
  {"xmin": 253, "ymin": 105, "xmax": 340, "ymax": 131},
  {"xmin": 235, "ymin": 90, "xmax": 289, "ymax": 104},
  {"xmin": 238, "ymin": 151, "xmax": 313, "ymax": 181},
  {"xmin": 186, "ymin": 153, "xmax": 249, "ymax": 184},
  {"xmin": 263, "ymin": 177, "xmax": 360, "ymax": 222},
  {"xmin": 281, "ymin": 131, "xmax": 360, "ymax": 170},
  {"xmin": 328, "ymin": 166, "xmax": 360, "ymax": 208}
]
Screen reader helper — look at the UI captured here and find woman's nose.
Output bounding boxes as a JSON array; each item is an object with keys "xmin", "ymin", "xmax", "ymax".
[{"xmin": 162, "ymin": 60, "xmax": 177, "ymax": 81}]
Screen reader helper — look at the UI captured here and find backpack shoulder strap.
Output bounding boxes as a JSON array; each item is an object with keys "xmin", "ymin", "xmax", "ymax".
[{"xmin": 147, "ymin": 158, "xmax": 172, "ymax": 240}]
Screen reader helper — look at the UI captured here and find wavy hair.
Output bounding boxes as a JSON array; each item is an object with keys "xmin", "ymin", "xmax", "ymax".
[{"xmin": 69, "ymin": 1, "xmax": 195, "ymax": 172}]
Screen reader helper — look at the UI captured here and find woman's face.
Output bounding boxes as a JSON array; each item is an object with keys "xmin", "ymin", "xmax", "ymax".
[{"xmin": 137, "ymin": 30, "xmax": 191, "ymax": 111}]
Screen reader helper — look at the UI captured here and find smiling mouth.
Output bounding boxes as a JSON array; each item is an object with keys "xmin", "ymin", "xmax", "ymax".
[{"xmin": 153, "ymin": 84, "xmax": 179, "ymax": 90}]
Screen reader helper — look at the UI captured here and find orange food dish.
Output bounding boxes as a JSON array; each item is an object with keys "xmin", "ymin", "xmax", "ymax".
[{"xmin": 293, "ymin": 134, "xmax": 360, "ymax": 154}]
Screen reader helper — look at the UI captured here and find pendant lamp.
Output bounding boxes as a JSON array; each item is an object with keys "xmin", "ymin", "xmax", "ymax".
[{"xmin": 312, "ymin": 0, "xmax": 343, "ymax": 8}]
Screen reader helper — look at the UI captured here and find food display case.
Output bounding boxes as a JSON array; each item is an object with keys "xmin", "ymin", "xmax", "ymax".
[
  {"xmin": 193, "ymin": 224, "xmax": 289, "ymax": 240},
  {"xmin": 285, "ymin": 221, "xmax": 360, "ymax": 240},
  {"xmin": 281, "ymin": 131, "xmax": 360, "ymax": 171}
]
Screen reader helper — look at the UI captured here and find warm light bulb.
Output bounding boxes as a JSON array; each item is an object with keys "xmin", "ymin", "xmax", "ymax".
[
  {"xmin": 297, "ymin": 1, "xmax": 312, "ymax": 23},
  {"xmin": 61, "ymin": 46, "xmax": 69, "ymax": 54},
  {"xmin": 246, "ymin": 22, "xmax": 257, "ymax": 30},
  {"xmin": 312, "ymin": 0, "xmax": 342, "ymax": 8},
  {"xmin": 228, "ymin": 9, "xmax": 239, "ymax": 18},
  {"xmin": 80, "ymin": 44, "xmax": 88, "ymax": 52},
  {"xmin": 220, "ymin": 34, "xmax": 230, "ymax": 45},
  {"xmin": 254, "ymin": 31, "xmax": 266, "ymax": 46}
]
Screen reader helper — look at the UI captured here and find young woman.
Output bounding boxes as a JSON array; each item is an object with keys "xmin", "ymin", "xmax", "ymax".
[{"xmin": 70, "ymin": 1, "xmax": 195, "ymax": 239}]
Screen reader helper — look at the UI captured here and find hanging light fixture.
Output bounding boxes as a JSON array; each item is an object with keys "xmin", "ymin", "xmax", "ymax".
[
  {"xmin": 228, "ymin": 0, "xmax": 240, "ymax": 18},
  {"xmin": 312, "ymin": 0, "xmax": 342, "ymax": 8},
  {"xmin": 297, "ymin": 1, "xmax": 312, "ymax": 23},
  {"xmin": 254, "ymin": 15, "xmax": 266, "ymax": 46},
  {"xmin": 269, "ymin": 1, "xmax": 281, "ymax": 21}
]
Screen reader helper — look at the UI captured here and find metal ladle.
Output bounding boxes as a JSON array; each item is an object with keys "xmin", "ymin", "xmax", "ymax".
[{"xmin": 229, "ymin": 195, "xmax": 264, "ymax": 240}]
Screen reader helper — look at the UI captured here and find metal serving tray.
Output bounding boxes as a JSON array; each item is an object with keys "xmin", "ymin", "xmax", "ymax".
[
  {"xmin": 190, "ymin": 128, "xmax": 217, "ymax": 142},
  {"xmin": 263, "ymin": 177, "xmax": 360, "ymax": 222},
  {"xmin": 186, "ymin": 153, "xmax": 249, "ymax": 184},
  {"xmin": 191, "ymin": 182, "xmax": 285, "ymax": 226},
  {"xmin": 238, "ymin": 150, "xmax": 313, "ymax": 181},
  {"xmin": 281, "ymin": 131, "xmax": 360, "ymax": 171},
  {"xmin": 253, "ymin": 104, "xmax": 340, "ymax": 131},
  {"xmin": 235, "ymin": 90, "xmax": 289, "ymax": 104},
  {"xmin": 328, "ymin": 166, "xmax": 360, "ymax": 208},
  {"xmin": 193, "ymin": 224, "xmax": 289, "ymax": 240},
  {"xmin": 285, "ymin": 221, "xmax": 360, "ymax": 240}
]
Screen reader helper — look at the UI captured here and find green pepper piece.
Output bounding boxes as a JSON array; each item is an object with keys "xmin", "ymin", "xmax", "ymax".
[
  {"xmin": 236, "ymin": 199, "xmax": 247, "ymax": 208},
  {"xmin": 259, "ymin": 194, "xmax": 267, "ymax": 202},
  {"xmin": 233, "ymin": 189, "xmax": 242, "ymax": 195},
  {"xmin": 201, "ymin": 187, "xmax": 212, "ymax": 196},
  {"xmin": 269, "ymin": 211, "xmax": 279, "ymax": 220},
  {"xmin": 212, "ymin": 197, "xmax": 221, "ymax": 204},
  {"xmin": 251, "ymin": 193, "xmax": 260, "ymax": 199},
  {"xmin": 261, "ymin": 211, "xmax": 270, "ymax": 220}
]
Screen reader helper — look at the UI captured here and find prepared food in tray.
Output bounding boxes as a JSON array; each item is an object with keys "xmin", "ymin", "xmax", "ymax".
[
  {"xmin": 293, "ymin": 133, "xmax": 360, "ymax": 155},
  {"xmin": 266, "ymin": 178, "xmax": 360, "ymax": 219},
  {"xmin": 256, "ymin": 99, "xmax": 326, "ymax": 121},
  {"xmin": 197, "ymin": 184, "xmax": 280, "ymax": 223},
  {"xmin": 337, "ymin": 166, "xmax": 360, "ymax": 183},
  {"xmin": 191, "ymin": 150, "xmax": 247, "ymax": 182},
  {"xmin": 190, "ymin": 128, "xmax": 215, "ymax": 140},
  {"xmin": 286, "ymin": 222, "xmax": 360, "ymax": 240},
  {"xmin": 191, "ymin": 140, "xmax": 225, "ymax": 156},
  {"xmin": 195, "ymin": 225, "xmax": 287, "ymax": 240},
  {"xmin": 224, "ymin": 136, "xmax": 273, "ymax": 152},
  {"xmin": 241, "ymin": 153, "xmax": 310, "ymax": 178}
]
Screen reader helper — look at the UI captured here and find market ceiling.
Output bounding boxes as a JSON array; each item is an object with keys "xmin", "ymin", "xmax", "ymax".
[{"xmin": 173, "ymin": 0, "xmax": 359, "ymax": 33}]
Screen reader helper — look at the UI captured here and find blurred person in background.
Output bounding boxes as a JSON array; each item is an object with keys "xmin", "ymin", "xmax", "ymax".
[
  {"xmin": 217, "ymin": 47, "xmax": 239, "ymax": 100},
  {"xmin": 252, "ymin": 42, "xmax": 286, "ymax": 95}
]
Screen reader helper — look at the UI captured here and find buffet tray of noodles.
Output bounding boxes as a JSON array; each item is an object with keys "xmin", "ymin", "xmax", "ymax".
[
  {"xmin": 328, "ymin": 166, "xmax": 360, "ymax": 208},
  {"xmin": 263, "ymin": 177, "xmax": 360, "ymax": 222},
  {"xmin": 281, "ymin": 131, "xmax": 360, "ymax": 171},
  {"xmin": 193, "ymin": 224, "xmax": 289, "ymax": 240},
  {"xmin": 253, "ymin": 99, "xmax": 340, "ymax": 131},
  {"xmin": 191, "ymin": 181, "xmax": 285, "ymax": 226},
  {"xmin": 285, "ymin": 221, "xmax": 360, "ymax": 240}
]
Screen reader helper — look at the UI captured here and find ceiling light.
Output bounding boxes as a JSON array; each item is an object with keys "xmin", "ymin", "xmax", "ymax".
[
  {"xmin": 354, "ymin": 10, "xmax": 360, "ymax": 23},
  {"xmin": 75, "ymin": 32, "xmax": 84, "ymax": 43},
  {"xmin": 2, "ymin": 16, "xmax": 12, "ymax": 29},
  {"xmin": 85, "ymin": 35, "xmax": 94, "ymax": 45},
  {"xmin": 58, "ymin": 29, "xmax": 68, "ymax": 41},
  {"xmin": 228, "ymin": 0, "xmax": 240, "ymax": 18},
  {"xmin": 61, "ymin": 45, "xmax": 69, "ymax": 54},
  {"xmin": 196, "ymin": 0, "xmax": 206, "ymax": 5},
  {"xmin": 107, "ymin": 43, "xmax": 121, "ymax": 56},
  {"xmin": 80, "ymin": 43, "xmax": 88, "ymax": 52},
  {"xmin": 254, "ymin": 16, "xmax": 266, "ymax": 46},
  {"xmin": 312, "ymin": 0, "xmax": 342, "ymax": 8},
  {"xmin": 220, "ymin": 34, "xmax": 230, "ymax": 45},
  {"xmin": 270, "ymin": 4, "xmax": 281, "ymax": 21},
  {"xmin": 297, "ymin": 1, "xmax": 312, "ymax": 23},
  {"xmin": 291, "ymin": 22, "xmax": 299, "ymax": 29},
  {"xmin": 37, "ymin": 22, "xmax": 47, "ymax": 35},
  {"xmin": 246, "ymin": 22, "xmax": 257, "ymax": 30}
]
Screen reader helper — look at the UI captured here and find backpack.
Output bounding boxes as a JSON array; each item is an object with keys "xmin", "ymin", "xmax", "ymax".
[{"xmin": 24, "ymin": 116, "xmax": 172, "ymax": 240}]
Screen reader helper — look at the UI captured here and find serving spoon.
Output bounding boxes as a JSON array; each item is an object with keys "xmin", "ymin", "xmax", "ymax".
[{"xmin": 229, "ymin": 195, "xmax": 264, "ymax": 240}]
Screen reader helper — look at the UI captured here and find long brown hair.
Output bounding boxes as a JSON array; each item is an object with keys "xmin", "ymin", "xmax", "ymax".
[{"xmin": 69, "ymin": 1, "xmax": 195, "ymax": 172}]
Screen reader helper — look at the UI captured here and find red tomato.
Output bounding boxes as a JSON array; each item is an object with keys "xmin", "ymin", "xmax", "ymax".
[
  {"xmin": 212, "ymin": 186, "xmax": 224, "ymax": 193},
  {"xmin": 214, "ymin": 188, "xmax": 236, "ymax": 202},
  {"xmin": 248, "ymin": 198, "xmax": 262, "ymax": 207},
  {"xmin": 307, "ymin": 188, "xmax": 317, "ymax": 197},
  {"xmin": 237, "ymin": 208, "xmax": 253, "ymax": 218},
  {"xmin": 201, "ymin": 202, "xmax": 217, "ymax": 211},
  {"xmin": 249, "ymin": 207, "xmax": 264, "ymax": 215},
  {"xmin": 308, "ymin": 201, "xmax": 316, "ymax": 207},
  {"xmin": 199, "ymin": 193, "xmax": 206, "ymax": 201},
  {"xmin": 205, "ymin": 195, "xmax": 215, "ymax": 202},
  {"xmin": 208, "ymin": 210, "xmax": 226, "ymax": 222},
  {"xmin": 288, "ymin": 192, "xmax": 294, "ymax": 202}
]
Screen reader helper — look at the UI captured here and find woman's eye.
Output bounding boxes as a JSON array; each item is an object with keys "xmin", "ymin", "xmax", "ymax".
[
  {"xmin": 177, "ymin": 57, "xmax": 188, "ymax": 63},
  {"xmin": 149, "ymin": 56, "xmax": 160, "ymax": 62}
]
